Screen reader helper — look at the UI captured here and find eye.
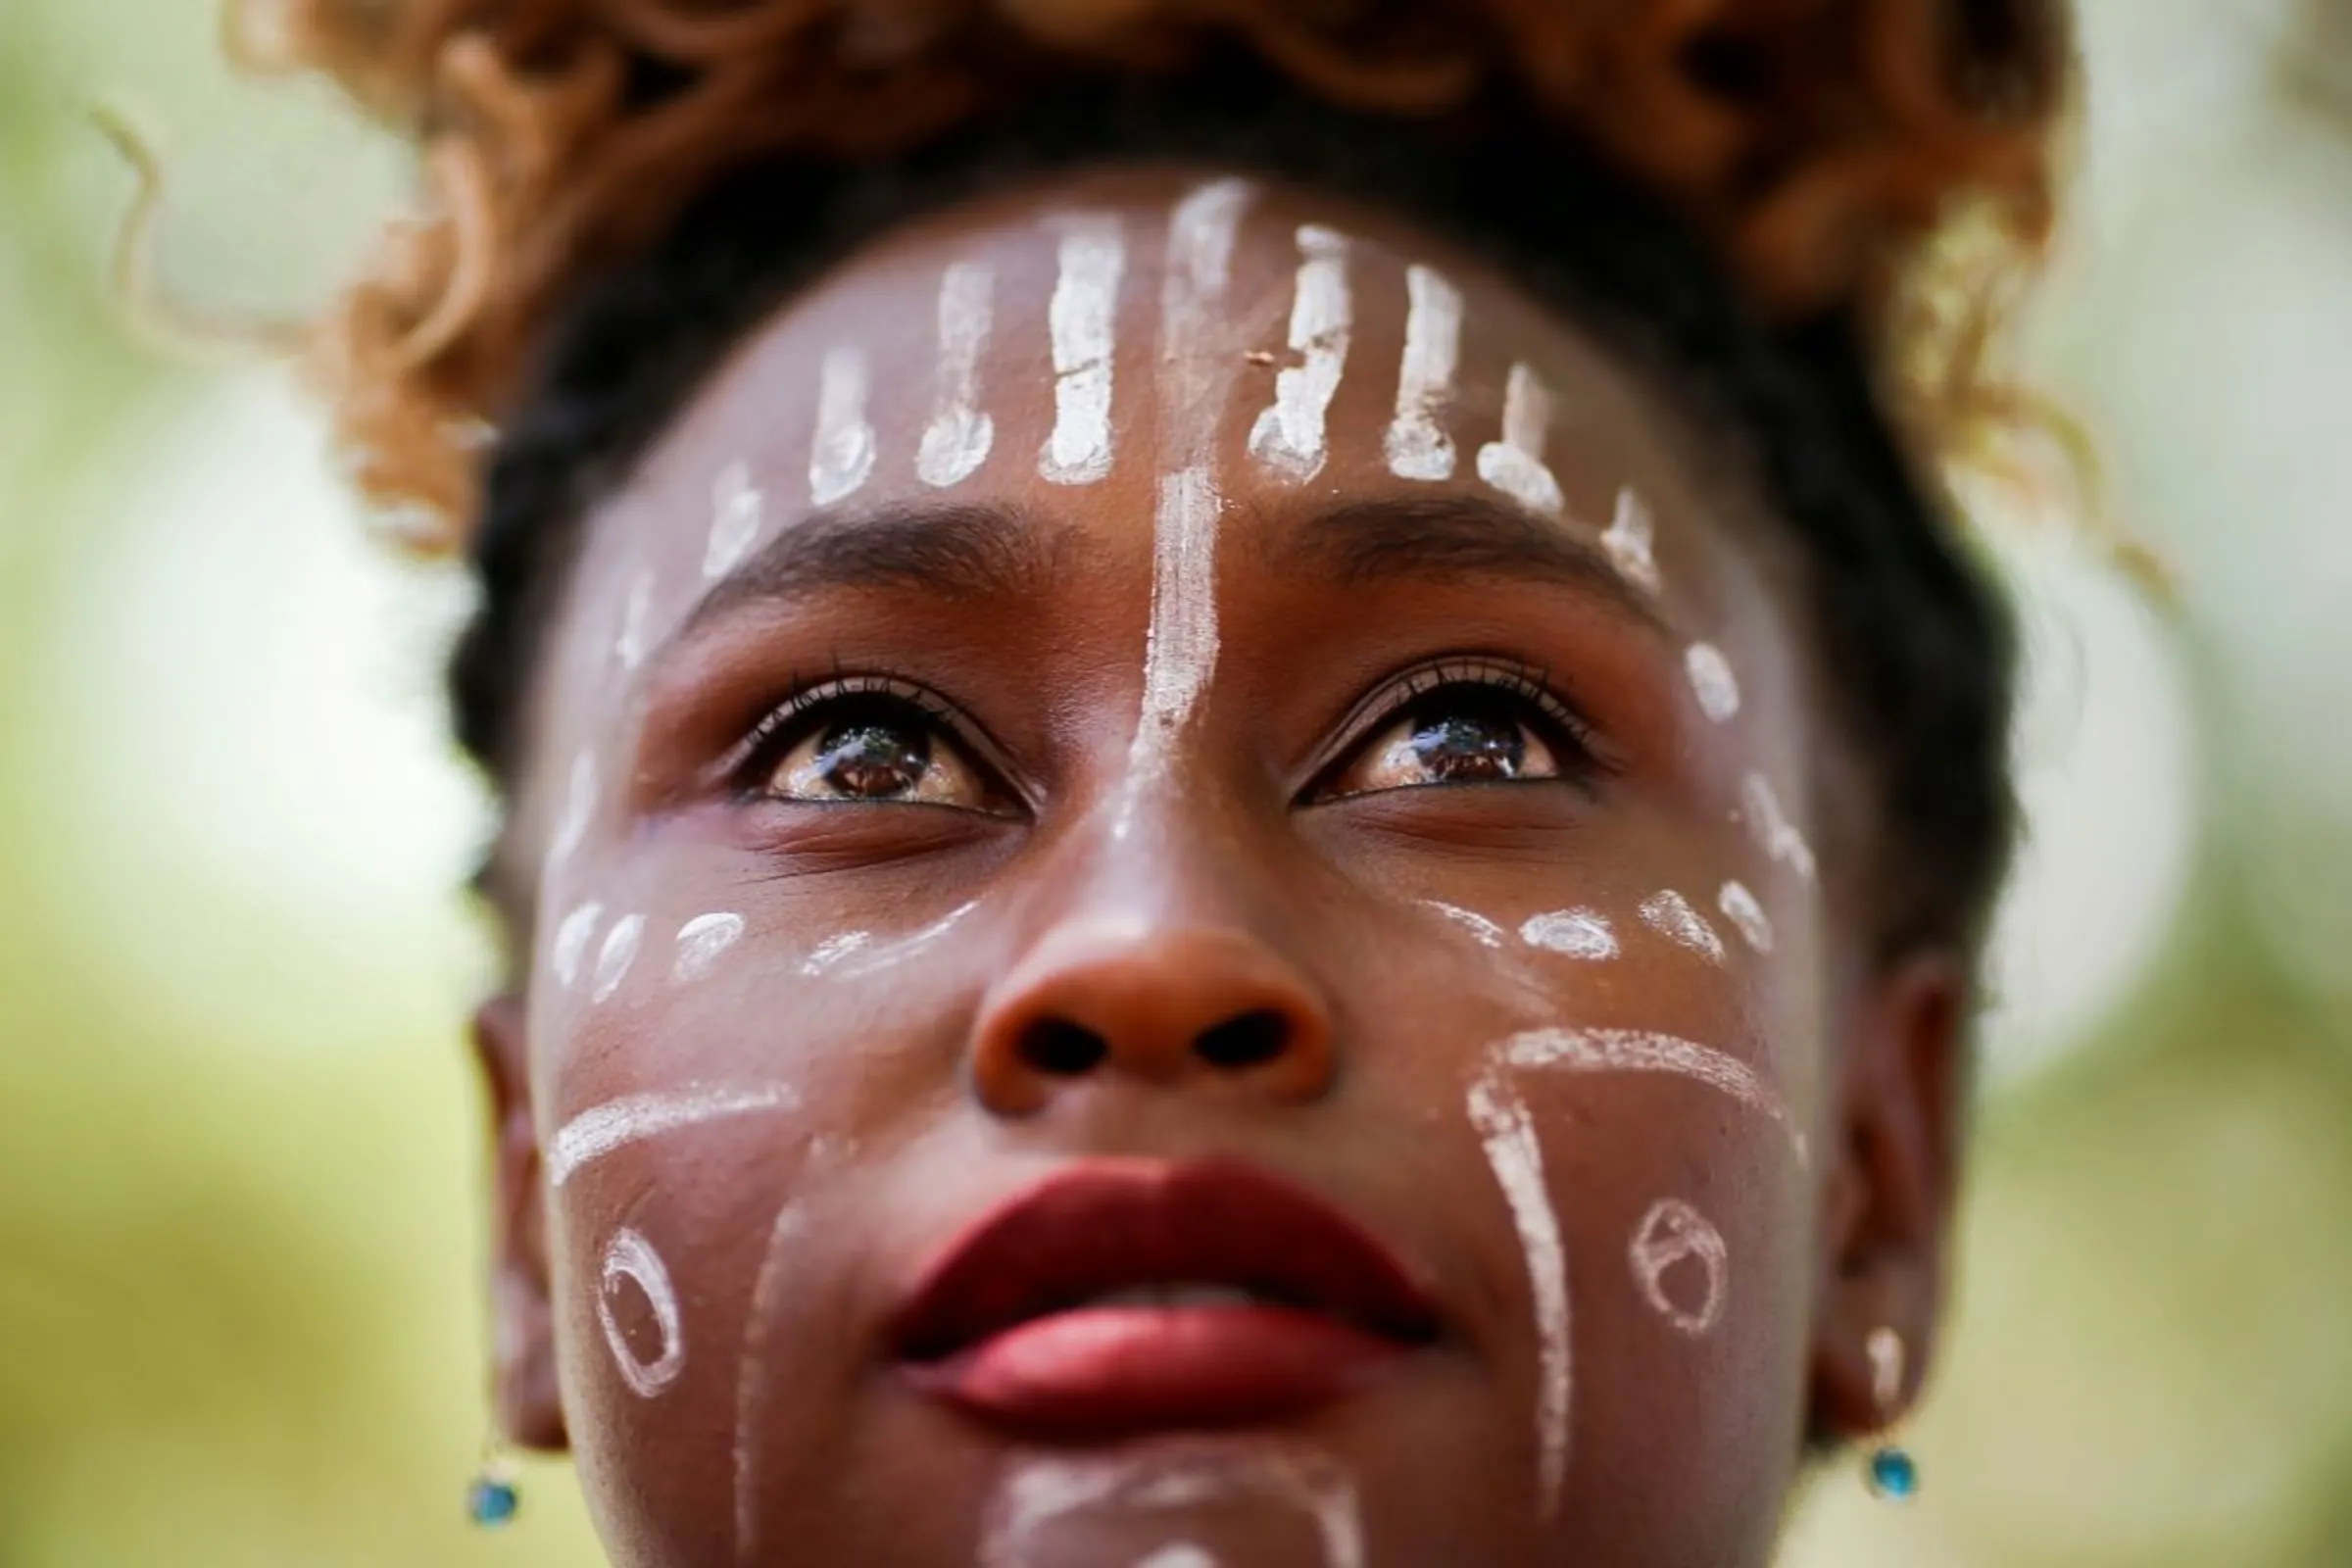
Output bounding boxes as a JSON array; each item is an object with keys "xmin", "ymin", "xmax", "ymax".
[
  {"xmin": 1309, "ymin": 659, "xmax": 1606, "ymax": 803},
  {"xmin": 735, "ymin": 676, "xmax": 1012, "ymax": 813}
]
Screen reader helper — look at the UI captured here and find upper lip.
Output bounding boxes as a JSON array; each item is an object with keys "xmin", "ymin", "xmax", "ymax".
[{"xmin": 890, "ymin": 1157, "xmax": 1442, "ymax": 1361}]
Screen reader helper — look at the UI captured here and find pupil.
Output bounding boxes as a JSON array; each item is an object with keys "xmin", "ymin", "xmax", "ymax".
[
  {"xmin": 815, "ymin": 719, "xmax": 929, "ymax": 797},
  {"xmin": 1409, "ymin": 708, "xmax": 1523, "ymax": 781}
]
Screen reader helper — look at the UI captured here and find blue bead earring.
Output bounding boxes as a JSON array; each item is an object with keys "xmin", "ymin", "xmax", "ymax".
[
  {"xmin": 1863, "ymin": 1326, "xmax": 1920, "ymax": 1502},
  {"xmin": 466, "ymin": 1437, "xmax": 521, "ymax": 1529}
]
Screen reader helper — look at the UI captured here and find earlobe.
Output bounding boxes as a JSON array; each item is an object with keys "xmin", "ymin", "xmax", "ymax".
[
  {"xmin": 472, "ymin": 992, "xmax": 569, "ymax": 1451},
  {"xmin": 1807, "ymin": 949, "xmax": 1970, "ymax": 1444}
]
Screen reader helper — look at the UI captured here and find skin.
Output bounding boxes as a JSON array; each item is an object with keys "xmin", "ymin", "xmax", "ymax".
[{"xmin": 472, "ymin": 167, "xmax": 1969, "ymax": 1567}]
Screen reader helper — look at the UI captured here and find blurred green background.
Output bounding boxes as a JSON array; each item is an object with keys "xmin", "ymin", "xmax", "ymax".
[{"xmin": 3, "ymin": 2, "xmax": 2349, "ymax": 1564}]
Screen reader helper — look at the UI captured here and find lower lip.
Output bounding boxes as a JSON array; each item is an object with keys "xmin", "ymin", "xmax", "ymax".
[{"xmin": 905, "ymin": 1305, "xmax": 1413, "ymax": 1436}]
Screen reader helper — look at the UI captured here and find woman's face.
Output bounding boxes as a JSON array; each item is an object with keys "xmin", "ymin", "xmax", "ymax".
[{"xmin": 482, "ymin": 167, "xmax": 1964, "ymax": 1568}]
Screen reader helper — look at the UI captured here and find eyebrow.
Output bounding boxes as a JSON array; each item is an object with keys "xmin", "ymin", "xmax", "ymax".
[
  {"xmin": 669, "ymin": 498, "xmax": 1058, "ymax": 647},
  {"xmin": 1272, "ymin": 493, "xmax": 1672, "ymax": 639}
]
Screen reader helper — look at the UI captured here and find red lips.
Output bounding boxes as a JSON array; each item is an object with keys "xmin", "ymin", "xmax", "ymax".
[{"xmin": 891, "ymin": 1159, "xmax": 1440, "ymax": 1437}]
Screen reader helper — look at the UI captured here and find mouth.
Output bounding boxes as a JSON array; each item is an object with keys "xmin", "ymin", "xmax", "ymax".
[{"xmin": 890, "ymin": 1158, "xmax": 1442, "ymax": 1439}]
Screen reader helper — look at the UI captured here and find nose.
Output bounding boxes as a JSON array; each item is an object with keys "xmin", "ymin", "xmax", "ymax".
[{"xmin": 968, "ymin": 916, "xmax": 1338, "ymax": 1116}]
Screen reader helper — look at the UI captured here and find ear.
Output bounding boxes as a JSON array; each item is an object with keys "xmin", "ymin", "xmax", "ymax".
[
  {"xmin": 1807, "ymin": 949, "xmax": 1970, "ymax": 1443},
  {"xmin": 473, "ymin": 992, "xmax": 568, "ymax": 1451}
]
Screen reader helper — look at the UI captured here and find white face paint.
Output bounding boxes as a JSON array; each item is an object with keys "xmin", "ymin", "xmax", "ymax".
[
  {"xmin": 614, "ymin": 569, "xmax": 654, "ymax": 670},
  {"xmin": 550, "ymin": 751, "xmax": 597, "ymax": 866},
  {"xmin": 1495, "ymin": 1026, "xmax": 1808, "ymax": 1170},
  {"xmin": 704, "ymin": 459, "xmax": 764, "ymax": 580},
  {"xmin": 1247, "ymin": 224, "xmax": 1352, "ymax": 482},
  {"xmin": 1716, "ymin": 881, "xmax": 1774, "ymax": 955},
  {"xmin": 1109, "ymin": 181, "xmax": 1254, "ymax": 839},
  {"xmin": 590, "ymin": 911, "xmax": 646, "ymax": 1004},
  {"xmin": 671, "ymin": 911, "xmax": 745, "ymax": 982},
  {"xmin": 1628, "ymin": 1198, "xmax": 1728, "ymax": 1337},
  {"xmin": 1423, "ymin": 899, "xmax": 1505, "ymax": 949},
  {"xmin": 1467, "ymin": 1071, "xmax": 1572, "ymax": 1521},
  {"xmin": 1684, "ymin": 643, "xmax": 1742, "ymax": 723},
  {"xmin": 979, "ymin": 1446, "xmax": 1363, "ymax": 1568},
  {"xmin": 916, "ymin": 259, "xmax": 997, "ymax": 489},
  {"xmin": 818, "ymin": 899, "xmax": 980, "ymax": 981},
  {"xmin": 808, "ymin": 345, "xmax": 879, "ymax": 507},
  {"xmin": 1134, "ymin": 1547, "xmax": 1218, "ymax": 1568},
  {"xmin": 1638, "ymin": 889, "xmax": 1726, "ymax": 964},
  {"xmin": 1600, "ymin": 486, "xmax": 1660, "ymax": 595},
  {"xmin": 597, "ymin": 1226, "xmax": 686, "ymax": 1397},
  {"xmin": 551, "ymin": 899, "xmax": 605, "ymax": 990},
  {"xmin": 799, "ymin": 929, "xmax": 874, "ymax": 976},
  {"xmin": 1520, "ymin": 908, "xmax": 1619, "ymax": 960},
  {"xmin": 1384, "ymin": 263, "xmax": 1462, "ymax": 481},
  {"xmin": 1038, "ymin": 215, "xmax": 1126, "ymax": 485},
  {"xmin": 732, "ymin": 1200, "xmax": 804, "ymax": 1559},
  {"xmin": 1740, "ymin": 770, "xmax": 1820, "ymax": 886},
  {"xmin": 547, "ymin": 1082, "xmax": 798, "ymax": 1188},
  {"xmin": 1476, "ymin": 362, "xmax": 1565, "ymax": 518}
]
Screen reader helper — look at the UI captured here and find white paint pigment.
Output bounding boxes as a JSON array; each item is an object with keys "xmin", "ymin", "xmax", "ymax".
[
  {"xmin": 799, "ymin": 930, "xmax": 874, "ymax": 977},
  {"xmin": 551, "ymin": 899, "xmax": 604, "ymax": 990},
  {"xmin": 671, "ymin": 911, "xmax": 745, "ymax": 982},
  {"xmin": 1248, "ymin": 224, "xmax": 1352, "ymax": 482},
  {"xmin": 917, "ymin": 259, "xmax": 996, "ymax": 489},
  {"xmin": 547, "ymin": 1082, "xmax": 798, "ymax": 1189},
  {"xmin": 1628, "ymin": 1198, "xmax": 1728, "ymax": 1337},
  {"xmin": 597, "ymin": 1225, "xmax": 686, "ymax": 1398},
  {"xmin": 590, "ymin": 911, "xmax": 646, "ymax": 1004},
  {"xmin": 614, "ymin": 569, "xmax": 654, "ymax": 671},
  {"xmin": 1385, "ymin": 263, "xmax": 1462, "ymax": 481},
  {"xmin": 1423, "ymin": 900, "xmax": 1505, "ymax": 949},
  {"xmin": 1684, "ymin": 643, "xmax": 1742, "ymax": 723},
  {"xmin": 732, "ymin": 1200, "xmax": 805, "ymax": 1559},
  {"xmin": 1039, "ymin": 216, "xmax": 1126, "ymax": 485},
  {"xmin": 550, "ymin": 751, "xmax": 596, "ymax": 865},
  {"xmin": 1639, "ymin": 890, "xmax": 1726, "ymax": 964},
  {"xmin": 1740, "ymin": 770, "xmax": 1820, "ymax": 886},
  {"xmin": 704, "ymin": 459, "xmax": 763, "ymax": 580},
  {"xmin": 1496, "ymin": 1026, "xmax": 1808, "ymax": 1170},
  {"xmin": 1600, "ymin": 486, "xmax": 1661, "ymax": 595},
  {"xmin": 1520, "ymin": 907, "xmax": 1618, "ymax": 960},
  {"xmin": 1467, "ymin": 1071, "xmax": 1572, "ymax": 1521},
  {"xmin": 1477, "ymin": 362, "xmax": 1565, "ymax": 518},
  {"xmin": 808, "ymin": 345, "xmax": 879, "ymax": 507},
  {"xmin": 1717, "ymin": 881, "xmax": 1774, "ymax": 955},
  {"xmin": 980, "ymin": 1446, "xmax": 1363, "ymax": 1568}
]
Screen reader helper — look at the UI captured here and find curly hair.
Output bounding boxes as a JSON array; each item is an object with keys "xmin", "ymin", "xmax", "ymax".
[{"xmin": 232, "ymin": 0, "xmax": 2068, "ymax": 545}]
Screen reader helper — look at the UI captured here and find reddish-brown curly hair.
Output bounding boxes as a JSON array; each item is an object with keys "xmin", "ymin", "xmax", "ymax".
[{"xmin": 227, "ymin": 0, "xmax": 2072, "ymax": 547}]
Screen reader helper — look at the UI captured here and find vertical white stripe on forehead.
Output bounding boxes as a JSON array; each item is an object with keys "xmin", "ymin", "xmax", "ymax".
[
  {"xmin": 1248, "ymin": 223, "xmax": 1353, "ymax": 483},
  {"xmin": 1385, "ymin": 263, "xmax": 1463, "ymax": 481},
  {"xmin": 1163, "ymin": 177, "xmax": 1253, "ymax": 341},
  {"xmin": 704, "ymin": 459, "xmax": 764, "ymax": 580},
  {"xmin": 1477, "ymin": 362, "xmax": 1566, "ymax": 518},
  {"xmin": 808, "ymin": 345, "xmax": 878, "ymax": 506},
  {"xmin": 1133, "ymin": 466, "xmax": 1223, "ymax": 756},
  {"xmin": 1601, "ymin": 485, "xmax": 1661, "ymax": 594},
  {"xmin": 1684, "ymin": 643, "xmax": 1742, "ymax": 723},
  {"xmin": 1038, "ymin": 215, "xmax": 1126, "ymax": 485},
  {"xmin": 918, "ymin": 260, "xmax": 997, "ymax": 489}
]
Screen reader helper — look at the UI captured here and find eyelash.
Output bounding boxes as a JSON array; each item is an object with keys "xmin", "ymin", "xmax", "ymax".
[
  {"xmin": 1307, "ymin": 656, "xmax": 1613, "ymax": 799},
  {"xmin": 723, "ymin": 669, "xmax": 992, "ymax": 798}
]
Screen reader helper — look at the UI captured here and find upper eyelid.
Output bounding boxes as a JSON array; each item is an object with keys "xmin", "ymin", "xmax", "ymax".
[
  {"xmin": 1332, "ymin": 659, "xmax": 1601, "ymax": 759},
  {"xmin": 721, "ymin": 675, "xmax": 1000, "ymax": 789}
]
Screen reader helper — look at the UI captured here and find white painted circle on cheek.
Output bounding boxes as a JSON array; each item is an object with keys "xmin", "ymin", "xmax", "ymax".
[{"xmin": 597, "ymin": 1225, "xmax": 686, "ymax": 1398}]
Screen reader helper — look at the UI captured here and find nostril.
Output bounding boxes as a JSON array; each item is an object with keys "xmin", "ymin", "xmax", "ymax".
[
  {"xmin": 1195, "ymin": 1008, "xmax": 1292, "ymax": 1071},
  {"xmin": 1017, "ymin": 1018, "xmax": 1108, "ymax": 1077}
]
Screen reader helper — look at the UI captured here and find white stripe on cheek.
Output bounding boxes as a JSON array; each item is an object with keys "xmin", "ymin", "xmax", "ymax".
[
  {"xmin": 918, "ymin": 260, "xmax": 996, "ymax": 488},
  {"xmin": 1385, "ymin": 263, "xmax": 1462, "ymax": 481},
  {"xmin": 671, "ymin": 911, "xmax": 745, "ymax": 981},
  {"xmin": 1468, "ymin": 1071, "xmax": 1572, "ymax": 1521},
  {"xmin": 551, "ymin": 899, "xmax": 604, "ymax": 990},
  {"xmin": 808, "ymin": 345, "xmax": 878, "ymax": 506},
  {"xmin": 1423, "ymin": 900, "xmax": 1506, "ymax": 949},
  {"xmin": 548, "ymin": 1083, "xmax": 799, "ymax": 1188},
  {"xmin": 1038, "ymin": 216, "xmax": 1126, "ymax": 485},
  {"xmin": 1717, "ymin": 881, "xmax": 1774, "ymax": 955},
  {"xmin": 590, "ymin": 911, "xmax": 646, "ymax": 1003},
  {"xmin": 614, "ymin": 569, "xmax": 653, "ymax": 670},
  {"xmin": 1248, "ymin": 224, "xmax": 1353, "ymax": 482},
  {"xmin": 1476, "ymin": 362, "xmax": 1565, "ymax": 518},
  {"xmin": 1496, "ymin": 1026, "xmax": 1809, "ymax": 1170},
  {"xmin": 550, "ymin": 751, "xmax": 596, "ymax": 866},
  {"xmin": 1740, "ymin": 770, "xmax": 1820, "ymax": 886}
]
